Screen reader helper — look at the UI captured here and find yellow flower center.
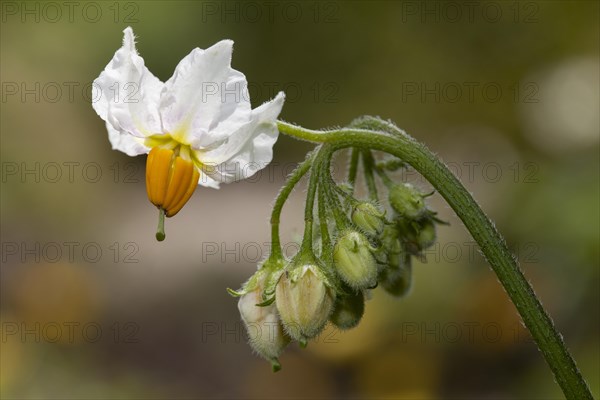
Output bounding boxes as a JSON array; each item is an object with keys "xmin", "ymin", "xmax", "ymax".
[{"xmin": 145, "ymin": 143, "xmax": 199, "ymax": 218}]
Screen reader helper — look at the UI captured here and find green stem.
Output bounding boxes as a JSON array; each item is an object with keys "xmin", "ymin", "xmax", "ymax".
[
  {"xmin": 347, "ymin": 148, "xmax": 359, "ymax": 190},
  {"xmin": 276, "ymin": 120, "xmax": 592, "ymax": 400},
  {"xmin": 318, "ymin": 184, "xmax": 332, "ymax": 260},
  {"xmin": 320, "ymin": 149, "xmax": 350, "ymax": 231},
  {"xmin": 375, "ymin": 164, "xmax": 395, "ymax": 188},
  {"xmin": 300, "ymin": 148, "xmax": 322, "ymax": 253},
  {"xmin": 333, "ymin": 182, "xmax": 357, "ymax": 205},
  {"xmin": 323, "ymin": 154, "xmax": 358, "ymax": 206},
  {"xmin": 362, "ymin": 150, "xmax": 379, "ymax": 202},
  {"xmin": 270, "ymin": 150, "xmax": 315, "ymax": 259}
]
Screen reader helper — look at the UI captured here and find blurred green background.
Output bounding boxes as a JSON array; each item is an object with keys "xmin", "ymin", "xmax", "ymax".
[{"xmin": 1, "ymin": 1, "xmax": 598, "ymax": 398}]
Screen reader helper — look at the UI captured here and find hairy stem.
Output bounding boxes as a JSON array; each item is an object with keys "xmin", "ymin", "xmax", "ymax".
[
  {"xmin": 318, "ymin": 183, "xmax": 332, "ymax": 260},
  {"xmin": 300, "ymin": 147, "xmax": 326, "ymax": 253},
  {"xmin": 270, "ymin": 150, "xmax": 316, "ymax": 259},
  {"xmin": 320, "ymin": 149, "xmax": 350, "ymax": 231},
  {"xmin": 362, "ymin": 150, "xmax": 379, "ymax": 202},
  {"xmin": 347, "ymin": 148, "xmax": 359, "ymax": 189},
  {"xmin": 276, "ymin": 119, "xmax": 592, "ymax": 400}
]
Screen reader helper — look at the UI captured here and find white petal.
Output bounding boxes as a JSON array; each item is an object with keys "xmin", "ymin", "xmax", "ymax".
[
  {"xmin": 92, "ymin": 27, "xmax": 164, "ymax": 142},
  {"xmin": 159, "ymin": 40, "xmax": 251, "ymax": 146},
  {"xmin": 195, "ymin": 92, "xmax": 285, "ymax": 184},
  {"xmin": 197, "ymin": 172, "xmax": 221, "ymax": 189},
  {"xmin": 106, "ymin": 122, "xmax": 149, "ymax": 156}
]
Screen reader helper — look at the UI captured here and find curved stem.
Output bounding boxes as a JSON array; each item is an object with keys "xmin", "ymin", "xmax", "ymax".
[
  {"xmin": 323, "ymin": 154, "xmax": 358, "ymax": 206},
  {"xmin": 276, "ymin": 120, "xmax": 592, "ymax": 400},
  {"xmin": 270, "ymin": 150, "xmax": 316, "ymax": 259}
]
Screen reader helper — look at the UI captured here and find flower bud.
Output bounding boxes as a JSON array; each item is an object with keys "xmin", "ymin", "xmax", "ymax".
[
  {"xmin": 415, "ymin": 218, "xmax": 436, "ymax": 250},
  {"xmin": 379, "ymin": 252, "xmax": 412, "ymax": 297},
  {"xmin": 388, "ymin": 183, "xmax": 426, "ymax": 219},
  {"xmin": 333, "ymin": 231, "xmax": 378, "ymax": 290},
  {"xmin": 276, "ymin": 261, "xmax": 335, "ymax": 341},
  {"xmin": 329, "ymin": 290, "xmax": 365, "ymax": 330},
  {"xmin": 352, "ymin": 202, "xmax": 385, "ymax": 236},
  {"xmin": 231, "ymin": 256, "xmax": 288, "ymax": 370},
  {"xmin": 380, "ymin": 224, "xmax": 402, "ymax": 255},
  {"xmin": 238, "ymin": 286, "xmax": 290, "ymax": 369},
  {"xmin": 397, "ymin": 217, "xmax": 437, "ymax": 254},
  {"xmin": 372, "ymin": 224, "xmax": 400, "ymax": 266}
]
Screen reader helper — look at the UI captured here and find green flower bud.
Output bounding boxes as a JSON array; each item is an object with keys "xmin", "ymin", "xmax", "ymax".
[
  {"xmin": 329, "ymin": 290, "xmax": 365, "ymax": 330},
  {"xmin": 397, "ymin": 217, "xmax": 437, "ymax": 254},
  {"xmin": 388, "ymin": 183, "xmax": 426, "ymax": 219},
  {"xmin": 333, "ymin": 230, "xmax": 378, "ymax": 290},
  {"xmin": 380, "ymin": 224, "xmax": 402, "ymax": 254},
  {"xmin": 415, "ymin": 218, "xmax": 436, "ymax": 250},
  {"xmin": 352, "ymin": 202, "xmax": 385, "ymax": 236},
  {"xmin": 275, "ymin": 260, "xmax": 335, "ymax": 341},
  {"xmin": 228, "ymin": 255, "xmax": 285, "ymax": 301},
  {"xmin": 379, "ymin": 252, "xmax": 412, "ymax": 297},
  {"xmin": 372, "ymin": 224, "xmax": 400, "ymax": 266}
]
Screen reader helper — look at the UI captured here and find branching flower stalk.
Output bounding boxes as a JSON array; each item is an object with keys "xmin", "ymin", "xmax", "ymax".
[
  {"xmin": 244, "ymin": 116, "xmax": 589, "ymax": 400},
  {"xmin": 231, "ymin": 115, "xmax": 592, "ymax": 399}
]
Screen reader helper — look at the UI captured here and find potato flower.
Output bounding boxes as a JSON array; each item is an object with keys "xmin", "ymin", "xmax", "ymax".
[{"xmin": 92, "ymin": 27, "xmax": 284, "ymax": 239}]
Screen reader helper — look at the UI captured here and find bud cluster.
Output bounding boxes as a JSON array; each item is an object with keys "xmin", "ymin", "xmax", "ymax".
[{"xmin": 230, "ymin": 146, "xmax": 443, "ymax": 370}]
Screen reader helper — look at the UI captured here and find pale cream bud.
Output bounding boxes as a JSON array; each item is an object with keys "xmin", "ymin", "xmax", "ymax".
[
  {"xmin": 238, "ymin": 277, "xmax": 289, "ymax": 369},
  {"xmin": 275, "ymin": 264, "xmax": 335, "ymax": 341}
]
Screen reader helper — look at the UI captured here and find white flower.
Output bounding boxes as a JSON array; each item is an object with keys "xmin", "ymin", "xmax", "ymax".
[{"xmin": 92, "ymin": 27, "xmax": 285, "ymax": 220}]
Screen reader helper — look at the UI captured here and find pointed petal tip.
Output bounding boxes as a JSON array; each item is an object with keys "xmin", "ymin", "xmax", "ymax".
[
  {"xmin": 275, "ymin": 91, "xmax": 286, "ymax": 103},
  {"xmin": 205, "ymin": 39, "xmax": 235, "ymax": 60},
  {"xmin": 219, "ymin": 39, "xmax": 235, "ymax": 48},
  {"xmin": 255, "ymin": 90, "xmax": 285, "ymax": 118},
  {"xmin": 122, "ymin": 26, "xmax": 136, "ymax": 50}
]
